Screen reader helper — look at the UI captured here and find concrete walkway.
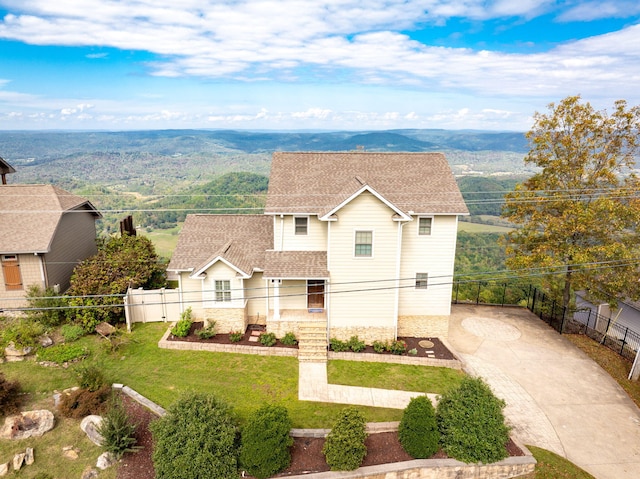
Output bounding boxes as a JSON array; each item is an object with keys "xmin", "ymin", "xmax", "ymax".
[{"xmin": 447, "ymin": 304, "xmax": 640, "ymax": 479}]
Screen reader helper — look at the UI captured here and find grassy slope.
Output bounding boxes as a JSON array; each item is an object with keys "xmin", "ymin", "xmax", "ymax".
[{"xmin": 526, "ymin": 445, "xmax": 597, "ymax": 479}]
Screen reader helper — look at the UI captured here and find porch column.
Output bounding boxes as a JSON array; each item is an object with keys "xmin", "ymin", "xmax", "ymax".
[{"xmin": 273, "ymin": 279, "xmax": 281, "ymax": 320}]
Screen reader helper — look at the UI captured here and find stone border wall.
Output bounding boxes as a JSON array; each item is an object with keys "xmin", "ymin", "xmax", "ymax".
[{"xmin": 158, "ymin": 326, "xmax": 463, "ymax": 369}]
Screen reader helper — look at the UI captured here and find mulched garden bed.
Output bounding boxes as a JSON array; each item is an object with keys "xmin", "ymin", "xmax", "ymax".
[
  {"xmin": 167, "ymin": 322, "xmax": 457, "ymax": 360},
  {"xmin": 118, "ymin": 394, "xmax": 524, "ymax": 479}
]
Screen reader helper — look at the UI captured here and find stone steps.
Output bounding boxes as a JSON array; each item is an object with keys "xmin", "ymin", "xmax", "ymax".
[{"xmin": 298, "ymin": 322, "xmax": 328, "ymax": 363}]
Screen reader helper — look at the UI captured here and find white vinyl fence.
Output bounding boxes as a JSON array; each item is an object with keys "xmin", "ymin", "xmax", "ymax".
[{"xmin": 124, "ymin": 287, "xmax": 182, "ymax": 331}]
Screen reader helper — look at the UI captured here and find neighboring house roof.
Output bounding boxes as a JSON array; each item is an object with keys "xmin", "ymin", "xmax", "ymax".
[
  {"xmin": 263, "ymin": 251, "xmax": 329, "ymax": 279},
  {"xmin": 167, "ymin": 214, "xmax": 273, "ymax": 276},
  {"xmin": 0, "ymin": 157, "xmax": 16, "ymax": 176},
  {"xmin": 0, "ymin": 184, "xmax": 101, "ymax": 254},
  {"xmin": 264, "ymin": 152, "xmax": 469, "ymax": 217}
]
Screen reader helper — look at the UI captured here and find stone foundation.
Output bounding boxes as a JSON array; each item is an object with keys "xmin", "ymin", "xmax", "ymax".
[
  {"xmin": 266, "ymin": 319, "xmax": 301, "ymax": 338},
  {"xmin": 329, "ymin": 326, "xmax": 395, "ymax": 345},
  {"xmin": 398, "ymin": 315, "xmax": 449, "ymax": 339},
  {"xmin": 203, "ymin": 308, "xmax": 247, "ymax": 334}
]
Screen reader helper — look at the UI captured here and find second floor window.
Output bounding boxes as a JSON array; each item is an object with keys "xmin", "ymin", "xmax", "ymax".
[
  {"xmin": 354, "ymin": 231, "xmax": 373, "ymax": 257},
  {"xmin": 215, "ymin": 280, "xmax": 231, "ymax": 302},
  {"xmin": 295, "ymin": 217, "xmax": 308, "ymax": 235},
  {"xmin": 418, "ymin": 217, "xmax": 432, "ymax": 236}
]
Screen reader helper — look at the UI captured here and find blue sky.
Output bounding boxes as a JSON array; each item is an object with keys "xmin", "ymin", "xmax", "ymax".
[{"xmin": 0, "ymin": 1, "xmax": 639, "ymax": 131}]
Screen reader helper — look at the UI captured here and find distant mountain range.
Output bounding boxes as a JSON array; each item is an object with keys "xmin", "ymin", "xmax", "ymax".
[{"xmin": 0, "ymin": 128, "xmax": 528, "ymax": 161}]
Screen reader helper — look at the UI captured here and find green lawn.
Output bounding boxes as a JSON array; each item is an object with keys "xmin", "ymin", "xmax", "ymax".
[
  {"xmin": 328, "ymin": 360, "xmax": 465, "ymax": 394},
  {"xmin": 140, "ymin": 227, "xmax": 180, "ymax": 259},
  {"xmin": 3, "ymin": 323, "xmax": 469, "ymax": 428},
  {"xmin": 526, "ymin": 445, "xmax": 596, "ymax": 479}
]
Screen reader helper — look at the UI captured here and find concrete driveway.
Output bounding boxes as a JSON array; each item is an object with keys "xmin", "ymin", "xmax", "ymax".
[{"xmin": 447, "ymin": 304, "xmax": 640, "ymax": 479}]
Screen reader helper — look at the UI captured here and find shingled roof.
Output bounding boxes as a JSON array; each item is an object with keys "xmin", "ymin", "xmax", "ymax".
[
  {"xmin": 168, "ymin": 214, "xmax": 273, "ymax": 276},
  {"xmin": 0, "ymin": 184, "xmax": 101, "ymax": 254},
  {"xmin": 264, "ymin": 152, "xmax": 469, "ymax": 217}
]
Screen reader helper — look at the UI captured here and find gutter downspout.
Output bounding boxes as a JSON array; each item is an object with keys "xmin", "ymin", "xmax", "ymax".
[
  {"xmin": 394, "ymin": 220, "xmax": 407, "ymax": 340},
  {"xmin": 279, "ymin": 214, "xmax": 285, "ymax": 250}
]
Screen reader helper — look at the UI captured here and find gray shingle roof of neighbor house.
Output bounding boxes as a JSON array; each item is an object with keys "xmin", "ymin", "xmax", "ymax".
[
  {"xmin": 264, "ymin": 152, "xmax": 469, "ymax": 217},
  {"xmin": 0, "ymin": 184, "xmax": 101, "ymax": 254},
  {"xmin": 167, "ymin": 214, "xmax": 273, "ymax": 276}
]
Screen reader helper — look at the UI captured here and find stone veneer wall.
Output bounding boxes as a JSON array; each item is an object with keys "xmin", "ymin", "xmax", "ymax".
[
  {"xmin": 203, "ymin": 308, "xmax": 246, "ymax": 333},
  {"xmin": 397, "ymin": 315, "xmax": 449, "ymax": 339},
  {"xmin": 329, "ymin": 326, "xmax": 395, "ymax": 344},
  {"xmin": 267, "ymin": 319, "xmax": 301, "ymax": 338}
]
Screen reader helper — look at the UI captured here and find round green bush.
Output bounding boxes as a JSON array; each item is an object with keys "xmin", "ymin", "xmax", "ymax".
[
  {"xmin": 322, "ymin": 407, "xmax": 367, "ymax": 471},
  {"xmin": 436, "ymin": 376, "xmax": 510, "ymax": 464},
  {"xmin": 150, "ymin": 392, "xmax": 239, "ymax": 479},
  {"xmin": 240, "ymin": 405, "xmax": 293, "ymax": 479},
  {"xmin": 398, "ymin": 396, "xmax": 439, "ymax": 458}
]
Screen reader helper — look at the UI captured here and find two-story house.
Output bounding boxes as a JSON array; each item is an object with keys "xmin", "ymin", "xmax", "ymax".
[
  {"xmin": 167, "ymin": 152, "xmax": 468, "ymax": 343},
  {"xmin": 0, "ymin": 183, "xmax": 102, "ymax": 310}
]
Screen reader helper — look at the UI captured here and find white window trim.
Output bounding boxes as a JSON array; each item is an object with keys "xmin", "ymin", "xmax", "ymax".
[
  {"xmin": 214, "ymin": 279, "xmax": 232, "ymax": 302},
  {"xmin": 353, "ymin": 230, "xmax": 374, "ymax": 258},
  {"xmin": 294, "ymin": 216, "xmax": 309, "ymax": 236},
  {"xmin": 415, "ymin": 272, "xmax": 429, "ymax": 290},
  {"xmin": 417, "ymin": 216, "xmax": 433, "ymax": 236}
]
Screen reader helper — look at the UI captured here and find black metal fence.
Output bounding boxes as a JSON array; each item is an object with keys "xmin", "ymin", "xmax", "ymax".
[
  {"xmin": 452, "ymin": 279, "xmax": 533, "ymax": 307},
  {"xmin": 572, "ymin": 308, "xmax": 640, "ymax": 361},
  {"xmin": 526, "ymin": 287, "xmax": 567, "ymax": 334}
]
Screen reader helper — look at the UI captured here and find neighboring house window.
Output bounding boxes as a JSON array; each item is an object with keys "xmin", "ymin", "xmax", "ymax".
[
  {"xmin": 1, "ymin": 255, "xmax": 23, "ymax": 291},
  {"xmin": 415, "ymin": 273, "xmax": 429, "ymax": 289},
  {"xmin": 215, "ymin": 280, "xmax": 231, "ymax": 302},
  {"xmin": 418, "ymin": 217, "xmax": 432, "ymax": 236},
  {"xmin": 295, "ymin": 217, "xmax": 308, "ymax": 235},
  {"xmin": 354, "ymin": 231, "xmax": 373, "ymax": 257}
]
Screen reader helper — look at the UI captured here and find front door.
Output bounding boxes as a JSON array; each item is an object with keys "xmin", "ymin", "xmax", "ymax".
[{"xmin": 307, "ymin": 280, "xmax": 325, "ymax": 310}]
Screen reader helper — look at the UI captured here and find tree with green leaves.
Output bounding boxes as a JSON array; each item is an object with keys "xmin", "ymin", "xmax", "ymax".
[
  {"xmin": 502, "ymin": 96, "xmax": 640, "ymax": 311},
  {"xmin": 67, "ymin": 234, "xmax": 166, "ymax": 331}
]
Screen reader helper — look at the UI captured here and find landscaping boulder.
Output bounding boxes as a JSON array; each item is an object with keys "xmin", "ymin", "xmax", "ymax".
[
  {"xmin": 96, "ymin": 322, "xmax": 116, "ymax": 337},
  {"xmin": 25, "ymin": 447, "xmax": 34, "ymax": 465},
  {"xmin": 39, "ymin": 335, "xmax": 53, "ymax": 348},
  {"xmin": 0, "ymin": 410, "xmax": 55, "ymax": 440},
  {"xmin": 81, "ymin": 466, "xmax": 98, "ymax": 479},
  {"xmin": 12, "ymin": 453, "xmax": 25, "ymax": 471},
  {"xmin": 96, "ymin": 451, "xmax": 117, "ymax": 470},
  {"xmin": 62, "ymin": 446, "xmax": 79, "ymax": 460},
  {"xmin": 0, "ymin": 462, "xmax": 8, "ymax": 476},
  {"xmin": 80, "ymin": 415, "xmax": 104, "ymax": 446},
  {"xmin": 4, "ymin": 342, "xmax": 32, "ymax": 362}
]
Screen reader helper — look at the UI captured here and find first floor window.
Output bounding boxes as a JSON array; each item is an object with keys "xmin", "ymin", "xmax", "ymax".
[
  {"xmin": 215, "ymin": 280, "xmax": 231, "ymax": 302},
  {"xmin": 1, "ymin": 255, "xmax": 22, "ymax": 291},
  {"xmin": 354, "ymin": 230, "xmax": 373, "ymax": 257},
  {"xmin": 415, "ymin": 273, "xmax": 429, "ymax": 289}
]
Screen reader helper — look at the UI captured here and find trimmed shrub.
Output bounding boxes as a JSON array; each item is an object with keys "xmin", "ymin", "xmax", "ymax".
[
  {"xmin": 280, "ymin": 332, "xmax": 298, "ymax": 346},
  {"xmin": 347, "ymin": 335, "xmax": 366, "ymax": 353},
  {"xmin": 398, "ymin": 396, "xmax": 439, "ymax": 458},
  {"xmin": 322, "ymin": 407, "xmax": 367, "ymax": 471},
  {"xmin": 437, "ymin": 376, "xmax": 510, "ymax": 464},
  {"xmin": 388, "ymin": 340, "xmax": 407, "ymax": 355},
  {"xmin": 97, "ymin": 396, "xmax": 139, "ymax": 459},
  {"xmin": 0, "ymin": 317, "xmax": 45, "ymax": 349},
  {"xmin": 0, "ymin": 373, "xmax": 21, "ymax": 418},
  {"xmin": 36, "ymin": 343, "xmax": 88, "ymax": 364},
  {"xmin": 329, "ymin": 338, "xmax": 349, "ymax": 352},
  {"xmin": 372, "ymin": 340, "xmax": 387, "ymax": 353},
  {"xmin": 151, "ymin": 392, "xmax": 239, "ymax": 479},
  {"xmin": 229, "ymin": 331, "xmax": 243, "ymax": 342},
  {"xmin": 240, "ymin": 405, "xmax": 293, "ymax": 479},
  {"xmin": 58, "ymin": 384, "xmax": 111, "ymax": 418},
  {"xmin": 259, "ymin": 332, "xmax": 277, "ymax": 347},
  {"xmin": 196, "ymin": 321, "xmax": 216, "ymax": 339},
  {"xmin": 172, "ymin": 307, "xmax": 193, "ymax": 337},
  {"xmin": 61, "ymin": 323, "xmax": 85, "ymax": 342}
]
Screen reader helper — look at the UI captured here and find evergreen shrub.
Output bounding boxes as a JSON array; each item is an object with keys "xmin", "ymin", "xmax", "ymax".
[
  {"xmin": 240, "ymin": 405, "xmax": 293, "ymax": 479},
  {"xmin": 437, "ymin": 376, "xmax": 510, "ymax": 463},
  {"xmin": 97, "ymin": 396, "xmax": 139, "ymax": 458},
  {"xmin": 329, "ymin": 338, "xmax": 349, "ymax": 352},
  {"xmin": 151, "ymin": 392, "xmax": 239, "ymax": 479},
  {"xmin": 347, "ymin": 335, "xmax": 366, "ymax": 352},
  {"xmin": 322, "ymin": 407, "xmax": 367, "ymax": 471},
  {"xmin": 281, "ymin": 332, "xmax": 298, "ymax": 346},
  {"xmin": 259, "ymin": 332, "xmax": 277, "ymax": 347},
  {"xmin": 58, "ymin": 385, "xmax": 111, "ymax": 418},
  {"xmin": 398, "ymin": 396, "xmax": 439, "ymax": 458}
]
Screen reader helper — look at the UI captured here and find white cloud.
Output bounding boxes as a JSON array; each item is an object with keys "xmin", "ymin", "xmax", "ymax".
[{"xmin": 557, "ymin": 1, "xmax": 640, "ymax": 22}]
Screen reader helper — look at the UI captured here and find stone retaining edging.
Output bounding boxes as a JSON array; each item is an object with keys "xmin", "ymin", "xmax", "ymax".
[
  {"xmin": 157, "ymin": 327, "xmax": 299, "ymax": 357},
  {"xmin": 328, "ymin": 351, "xmax": 462, "ymax": 369},
  {"xmin": 113, "ymin": 384, "xmax": 167, "ymax": 417}
]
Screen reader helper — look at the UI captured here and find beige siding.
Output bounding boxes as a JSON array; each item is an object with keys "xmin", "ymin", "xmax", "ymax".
[
  {"xmin": 245, "ymin": 273, "xmax": 268, "ymax": 322},
  {"xmin": 273, "ymin": 215, "xmax": 327, "ymax": 251},
  {"xmin": 45, "ymin": 210, "xmax": 98, "ymax": 292},
  {"xmin": 399, "ymin": 215, "xmax": 458, "ymax": 317},
  {"xmin": 327, "ymin": 192, "xmax": 398, "ymax": 333},
  {"xmin": 0, "ymin": 253, "xmax": 44, "ymax": 308},
  {"xmin": 179, "ymin": 274, "xmax": 205, "ymax": 320}
]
